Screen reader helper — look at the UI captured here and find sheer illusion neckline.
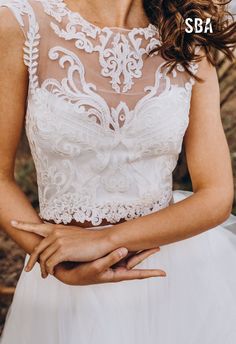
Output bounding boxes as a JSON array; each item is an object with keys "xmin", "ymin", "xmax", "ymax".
[{"xmin": 61, "ymin": 0, "xmax": 158, "ymax": 34}]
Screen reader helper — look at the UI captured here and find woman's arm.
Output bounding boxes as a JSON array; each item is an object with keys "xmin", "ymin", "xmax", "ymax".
[
  {"xmin": 0, "ymin": 9, "xmax": 165, "ymax": 284},
  {"xmin": 13, "ymin": 52, "xmax": 234, "ymax": 277},
  {"xmin": 0, "ymin": 9, "xmax": 44, "ymax": 254},
  {"xmin": 15, "ymin": 54, "xmax": 234, "ymax": 269},
  {"xmin": 105, "ymin": 54, "xmax": 234, "ymax": 251}
]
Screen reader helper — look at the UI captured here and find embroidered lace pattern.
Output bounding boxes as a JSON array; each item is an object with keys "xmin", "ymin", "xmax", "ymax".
[{"xmin": 0, "ymin": 0, "xmax": 200, "ymax": 225}]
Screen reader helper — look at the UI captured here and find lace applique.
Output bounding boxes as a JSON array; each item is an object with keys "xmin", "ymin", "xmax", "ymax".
[
  {"xmin": 27, "ymin": 79, "xmax": 190, "ymax": 225},
  {"xmin": 38, "ymin": 46, "xmax": 192, "ymax": 136},
  {"xmin": 0, "ymin": 0, "xmax": 41, "ymax": 93},
  {"xmin": 35, "ymin": 0, "xmax": 67, "ymax": 22},
  {"xmin": 37, "ymin": 0, "xmax": 161, "ymax": 93},
  {"xmin": 23, "ymin": 20, "xmax": 40, "ymax": 92},
  {"xmin": 51, "ymin": 27, "xmax": 160, "ymax": 93},
  {"xmin": 180, "ymin": 45, "xmax": 202, "ymax": 89},
  {"xmin": 39, "ymin": 190, "xmax": 173, "ymax": 226}
]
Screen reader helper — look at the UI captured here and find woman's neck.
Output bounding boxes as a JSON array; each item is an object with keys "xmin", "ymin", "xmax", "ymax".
[{"xmin": 69, "ymin": 0, "xmax": 149, "ymax": 29}]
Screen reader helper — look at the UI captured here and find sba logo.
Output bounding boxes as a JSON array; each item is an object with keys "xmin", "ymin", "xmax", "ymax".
[{"xmin": 185, "ymin": 18, "xmax": 213, "ymax": 33}]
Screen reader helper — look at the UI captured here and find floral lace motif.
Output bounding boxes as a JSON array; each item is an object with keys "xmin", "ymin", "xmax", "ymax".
[
  {"xmin": 39, "ymin": 0, "xmax": 161, "ymax": 93},
  {"xmin": 39, "ymin": 190, "xmax": 173, "ymax": 226}
]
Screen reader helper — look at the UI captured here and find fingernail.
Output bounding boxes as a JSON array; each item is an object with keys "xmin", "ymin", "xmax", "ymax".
[
  {"xmin": 11, "ymin": 220, "xmax": 18, "ymax": 226},
  {"xmin": 119, "ymin": 248, "xmax": 128, "ymax": 257},
  {"xmin": 24, "ymin": 266, "xmax": 30, "ymax": 272}
]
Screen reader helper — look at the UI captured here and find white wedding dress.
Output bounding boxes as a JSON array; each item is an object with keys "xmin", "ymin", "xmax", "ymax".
[{"xmin": 1, "ymin": 1, "xmax": 236, "ymax": 343}]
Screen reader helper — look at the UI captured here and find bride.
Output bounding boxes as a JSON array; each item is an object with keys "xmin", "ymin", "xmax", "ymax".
[{"xmin": 0, "ymin": 0, "xmax": 236, "ymax": 343}]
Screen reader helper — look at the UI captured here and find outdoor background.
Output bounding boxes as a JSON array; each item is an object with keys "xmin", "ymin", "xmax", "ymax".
[{"xmin": 0, "ymin": 2, "xmax": 236, "ymax": 335}]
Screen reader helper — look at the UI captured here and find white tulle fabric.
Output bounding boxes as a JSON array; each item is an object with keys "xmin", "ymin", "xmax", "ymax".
[
  {"xmin": 1, "ymin": 191, "xmax": 236, "ymax": 344},
  {"xmin": 1, "ymin": 1, "xmax": 236, "ymax": 344}
]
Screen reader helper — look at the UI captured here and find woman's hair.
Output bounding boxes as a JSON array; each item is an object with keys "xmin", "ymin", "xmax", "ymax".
[{"xmin": 143, "ymin": 0, "xmax": 236, "ymax": 80}]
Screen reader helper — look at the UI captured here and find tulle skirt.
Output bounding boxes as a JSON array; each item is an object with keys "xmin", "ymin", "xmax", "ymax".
[{"xmin": 1, "ymin": 190, "xmax": 236, "ymax": 344}]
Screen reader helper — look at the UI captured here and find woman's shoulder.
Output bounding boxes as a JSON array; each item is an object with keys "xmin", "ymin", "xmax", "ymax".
[
  {"xmin": 0, "ymin": 0, "xmax": 50, "ymax": 36},
  {"xmin": 0, "ymin": 4, "xmax": 26, "ymax": 42},
  {"xmin": 0, "ymin": 1, "xmax": 31, "ymax": 37},
  {"xmin": 0, "ymin": 0, "xmax": 47, "ymax": 78},
  {"xmin": 0, "ymin": 0, "xmax": 35, "ymax": 19},
  {"xmin": 0, "ymin": 4, "xmax": 29, "ymax": 85}
]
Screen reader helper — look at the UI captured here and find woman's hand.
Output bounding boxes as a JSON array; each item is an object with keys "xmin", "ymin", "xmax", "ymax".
[
  {"xmin": 11, "ymin": 220, "xmax": 116, "ymax": 275},
  {"xmin": 51, "ymin": 247, "xmax": 163, "ymax": 281},
  {"xmin": 53, "ymin": 247, "xmax": 166, "ymax": 286},
  {"xmin": 11, "ymin": 220, "xmax": 165, "ymax": 279}
]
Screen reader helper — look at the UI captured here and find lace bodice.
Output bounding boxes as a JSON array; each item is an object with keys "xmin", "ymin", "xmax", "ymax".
[{"xmin": 0, "ymin": 0, "xmax": 200, "ymax": 225}]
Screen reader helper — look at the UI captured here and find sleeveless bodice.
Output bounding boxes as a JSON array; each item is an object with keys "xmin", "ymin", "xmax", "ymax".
[{"xmin": 0, "ymin": 0, "xmax": 200, "ymax": 225}]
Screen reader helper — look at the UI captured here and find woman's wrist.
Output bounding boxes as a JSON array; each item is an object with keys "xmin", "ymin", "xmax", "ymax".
[
  {"xmin": 96, "ymin": 226, "xmax": 119, "ymax": 254},
  {"xmin": 100, "ymin": 223, "xmax": 126, "ymax": 252}
]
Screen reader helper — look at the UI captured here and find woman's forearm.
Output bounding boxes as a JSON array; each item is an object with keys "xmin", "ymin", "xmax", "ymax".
[
  {"xmin": 0, "ymin": 178, "xmax": 79, "ymax": 284},
  {"xmin": 104, "ymin": 188, "xmax": 233, "ymax": 252},
  {"xmin": 0, "ymin": 177, "xmax": 43, "ymax": 254}
]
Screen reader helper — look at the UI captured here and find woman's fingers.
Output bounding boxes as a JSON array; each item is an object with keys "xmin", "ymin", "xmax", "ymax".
[
  {"xmin": 53, "ymin": 249, "xmax": 166, "ymax": 286},
  {"xmin": 92, "ymin": 247, "xmax": 129, "ymax": 273},
  {"xmin": 44, "ymin": 249, "xmax": 69, "ymax": 275},
  {"xmin": 91, "ymin": 248, "xmax": 166, "ymax": 283},
  {"xmin": 25, "ymin": 236, "xmax": 55, "ymax": 272},
  {"xmin": 39, "ymin": 243, "xmax": 59, "ymax": 279},
  {"xmin": 10, "ymin": 220, "xmax": 53, "ymax": 237},
  {"xmin": 110, "ymin": 268, "xmax": 166, "ymax": 282},
  {"xmin": 126, "ymin": 247, "xmax": 160, "ymax": 269}
]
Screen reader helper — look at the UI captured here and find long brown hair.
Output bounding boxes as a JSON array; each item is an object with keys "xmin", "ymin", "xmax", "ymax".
[{"xmin": 143, "ymin": 0, "xmax": 236, "ymax": 80}]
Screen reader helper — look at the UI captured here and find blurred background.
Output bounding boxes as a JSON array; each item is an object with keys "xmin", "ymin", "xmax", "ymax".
[{"xmin": 0, "ymin": 2, "xmax": 236, "ymax": 335}]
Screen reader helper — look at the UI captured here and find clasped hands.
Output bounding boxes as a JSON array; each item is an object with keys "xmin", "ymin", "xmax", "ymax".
[{"xmin": 10, "ymin": 220, "xmax": 166, "ymax": 286}]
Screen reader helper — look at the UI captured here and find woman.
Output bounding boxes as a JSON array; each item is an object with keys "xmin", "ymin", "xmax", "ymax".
[{"xmin": 0, "ymin": 0, "xmax": 236, "ymax": 343}]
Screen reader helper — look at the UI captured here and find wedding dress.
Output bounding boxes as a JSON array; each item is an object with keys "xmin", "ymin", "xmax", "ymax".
[{"xmin": 1, "ymin": 1, "xmax": 236, "ymax": 343}]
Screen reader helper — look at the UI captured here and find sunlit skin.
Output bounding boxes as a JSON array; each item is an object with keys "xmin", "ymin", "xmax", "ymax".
[{"xmin": 0, "ymin": 0, "xmax": 234, "ymax": 285}]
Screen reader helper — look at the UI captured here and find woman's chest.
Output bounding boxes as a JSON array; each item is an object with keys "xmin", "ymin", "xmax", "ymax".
[{"xmin": 26, "ymin": 84, "xmax": 191, "ymax": 161}]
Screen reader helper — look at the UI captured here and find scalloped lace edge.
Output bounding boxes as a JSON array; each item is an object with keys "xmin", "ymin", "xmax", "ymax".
[{"xmin": 39, "ymin": 192, "xmax": 173, "ymax": 226}]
